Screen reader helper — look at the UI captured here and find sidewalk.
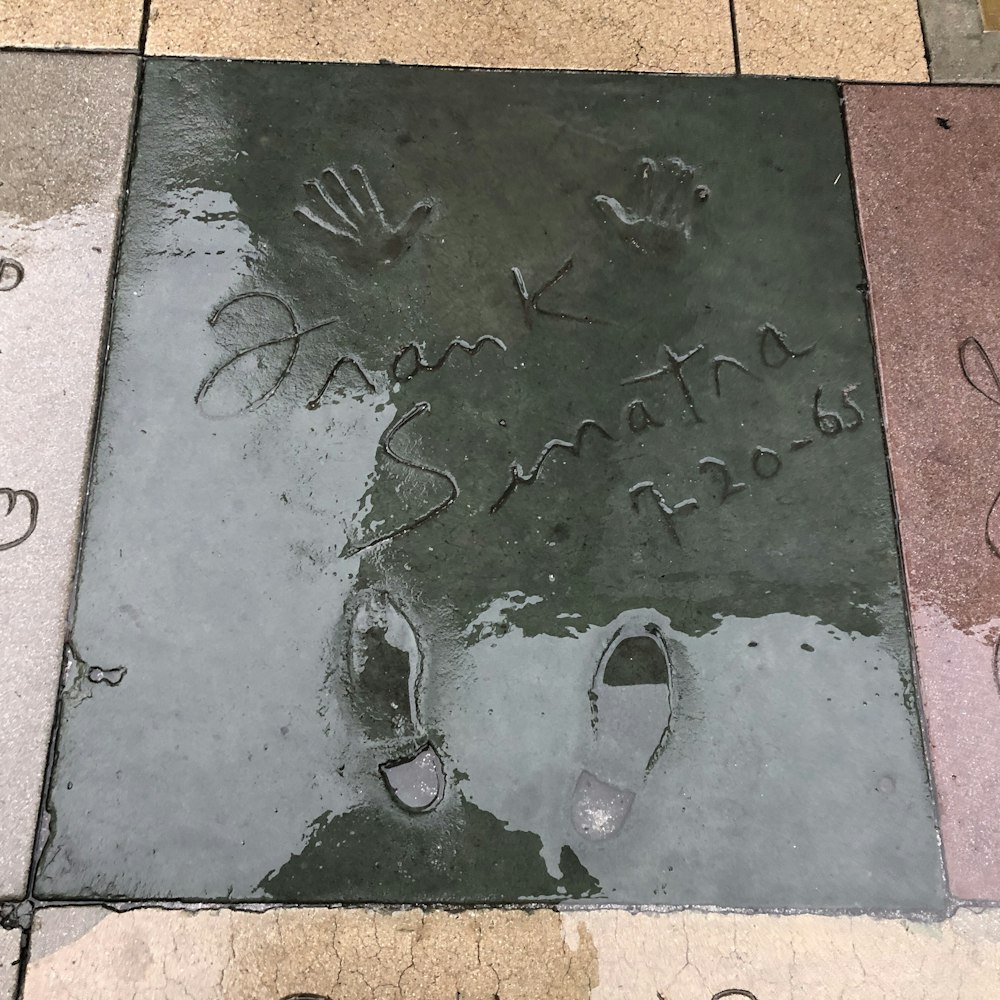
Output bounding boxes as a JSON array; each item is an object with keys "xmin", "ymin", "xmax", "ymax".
[{"xmin": 2, "ymin": 1, "xmax": 1000, "ymax": 997}]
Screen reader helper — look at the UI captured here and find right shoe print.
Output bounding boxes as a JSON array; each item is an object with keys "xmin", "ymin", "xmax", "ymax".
[{"xmin": 571, "ymin": 612, "xmax": 675, "ymax": 841}]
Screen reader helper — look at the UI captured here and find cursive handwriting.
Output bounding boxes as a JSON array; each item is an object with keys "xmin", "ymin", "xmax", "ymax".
[
  {"xmin": 344, "ymin": 402, "xmax": 458, "ymax": 556},
  {"xmin": 491, "ymin": 420, "xmax": 616, "ymax": 514},
  {"xmin": 511, "ymin": 257, "xmax": 603, "ymax": 329}
]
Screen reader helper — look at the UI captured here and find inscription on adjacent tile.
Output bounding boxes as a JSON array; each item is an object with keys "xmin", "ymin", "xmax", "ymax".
[
  {"xmin": 0, "ymin": 255, "xmax": 24, "ymax": 291},
  {"xmin": 845, "ymin": 84, "xmax": 1000, "ymax": 902},
  {"xmin": 36, "ymin": 62, "xmax": 944, "ymax": 910}
]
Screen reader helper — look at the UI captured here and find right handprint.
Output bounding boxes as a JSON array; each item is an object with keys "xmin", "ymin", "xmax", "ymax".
[{"xmin": 594, "ymin": 156, "xmax": 709, "ymax": 254}]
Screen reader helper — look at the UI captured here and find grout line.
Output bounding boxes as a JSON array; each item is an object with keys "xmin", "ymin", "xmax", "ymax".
[
  {"xmin": 138, "ymin": 0, "xmax": 154, "ymax": 54},
  {"xmin": 11, "ymin": 55, "xmax": 149, "ymax": 1000},
  {"xmin": 834, "ymin": 81, "xmax": 953, "ymax": 906},
  {"xmin": 0, "ymin": 43, "xmax": 138, "ymax": 54},
  {"xmin": 1, "ymin": 43, "xmax": 998, "ymax": 86},
  {"xmin": 728, "ymin": 0, "xmax": 742, "ymax": 74},
  {"xmin": 15, "ymin": 895, "xmax": 967, "ymax": 921},
  {"xmin": 914, "ymin": 0, "xmax": 936, "ymax": 82}
]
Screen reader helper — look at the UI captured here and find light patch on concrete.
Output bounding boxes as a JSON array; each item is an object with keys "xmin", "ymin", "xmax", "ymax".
[
  {"xmin": 0, "ymin": 928, "xmax": 19, "ymax": 1000},
  {"xmin": 144, "ymin": 0, "xmax": 735, "ymax": 74},
  {"xmin": 734, "ymin": 0, "xmax": 928, "ymax": 80},
  {"xmin": 22, "ymin": 904, "xmax": 1000, "ymax": 999}
]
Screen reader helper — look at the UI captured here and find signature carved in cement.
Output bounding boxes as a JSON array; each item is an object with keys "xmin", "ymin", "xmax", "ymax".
[
  {"xmin": 344, "ymin": 401, "xmax": 459, "ymax": 556},
  {"xmin": 511, "ymin": 257, "xmax": 604, "ymax": 329}
]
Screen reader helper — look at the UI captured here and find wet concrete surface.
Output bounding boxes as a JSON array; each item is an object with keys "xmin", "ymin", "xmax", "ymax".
[
  {"xmin": 36, "ymin": 61, "xmax": 944, "ymax": 910},
  {"xmin": 846, "ymin": 84, "xmax": 1000, "ymax": 902}
]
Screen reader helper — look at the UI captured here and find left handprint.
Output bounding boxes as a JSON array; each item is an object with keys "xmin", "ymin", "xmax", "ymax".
[{"xmin": 295, "ymin": 164, "xmax": 434, "ymax": 269}]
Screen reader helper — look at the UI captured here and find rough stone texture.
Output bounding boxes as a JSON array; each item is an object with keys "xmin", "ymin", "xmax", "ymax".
[
  {"xmin": 144, "ymin": 0, "xmax": 736, "ymax": 72},
  {"xmin": 0, "ymin": 52, "xmax": 137, "ymax": 898},
  {"xmin": 919, "ymin": 0, "xmax": 1000, "ymax": 81},
  {"xmin": 0, "ymin": 929, "xmax": 18, "ymax": 1000},
  {"xmin": 845, "ymin": 85, "xmax": 1000, "ymax": 901},
  {"xmin": 21, "ymin": 905, "xmax": 1000, "ymax": 999},
  {"xmin": 734, "ymin": 0, "xmax": 928, "ymax": 80},
  {"xmin": 0, "ymin": 0, "xmax": 142, "ymax": 49}
]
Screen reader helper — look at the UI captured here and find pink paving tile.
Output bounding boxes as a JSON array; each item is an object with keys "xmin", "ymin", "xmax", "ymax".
[{"xmin": 845, "ymin": 84, "xmax": 1000, "ymax": 901}]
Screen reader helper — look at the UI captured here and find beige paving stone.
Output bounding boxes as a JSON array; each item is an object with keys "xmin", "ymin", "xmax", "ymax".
[
  {"xmin": 21, "ymin": 904, "xmax": 1000, "ymax": 999},
  {"xmin": 733, "ymin": 0, "xmax": 928, "ymax": 80},
  {"xmin": 0, "ymin": 0, "xmax": 142, "ymax": 50},
  {"xmin": 145, "ymin": 0, "xmax": 736, "ymax": 73},
  {"xmin": 0, "ymin": 52, "xmax": 137, "ymax": 899},
  {"xmin": 0, "ymin": 928, "xmax": 18, "ymax": 1000}
]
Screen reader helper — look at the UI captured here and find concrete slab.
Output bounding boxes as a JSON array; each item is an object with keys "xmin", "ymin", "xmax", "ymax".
[
  {"xmin": 0, "ymin": 929, "xmax": 18, "ymax": 1000},
  {"xmin": 144, "ymin": 0, "xmax": 736, "ymax": 73},
  {"xmin": 0, "ymin": 0, "xmax": 142, "ymax": 50},
  {"xmin": 22, "ymin": 904, "xmax": 1000, "ymax": 999},
  {"xmin": 919, "ymin": 0, "xmax": 1000, "ymax": 82},
  {"xmin": 845, "ymin": 83, "xmax": 1000, "ymax": 901},
  {"xmin": 0, "ymin": 51, "xmax": 138, "ymax": 899},
  {"xmin": 734, "ymin": 0, "xmax": 928, "ymax": 80},
  {"xmin": 35, "ymin": 62, "xmax": 943, "ymax": 911}
]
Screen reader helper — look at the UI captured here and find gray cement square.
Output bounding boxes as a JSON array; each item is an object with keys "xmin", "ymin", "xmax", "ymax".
[
  {"xmin": 0, "ymin": 51, "xmax": 137, "ymax": 899},
  {"xmin": 919, "ymin": 0, "xmax": 1000, "ymax": 81}
]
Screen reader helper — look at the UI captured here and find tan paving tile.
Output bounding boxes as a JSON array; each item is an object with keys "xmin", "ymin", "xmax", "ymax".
[
  {"xmin": 0, "ymin": 929, "xmax": 18, "ymax": 1000},
  {"xmin": 0, "ymin": 0, "xmax": 142, "ymax": 50},
  {"xmin": 733, "ymin": 0, "xmax": 928, "ymax": 80},
  {"xmin": 21, "ymin": 905, "xmax": 1000, "ymax": 999},
  {"xmin": 145, "ymin": 0, "xmax": 735, "ymax": 72},
  {"xmin": 0, "ymin": 52, "xmax": 137, "ymax": 899}
]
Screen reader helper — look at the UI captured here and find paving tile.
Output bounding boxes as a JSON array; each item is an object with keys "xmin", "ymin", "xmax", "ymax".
[
  {"xmin": 0, "ymin": 0, "xmax": 142, "ymax": 50},
  {"xmin": 845, "ymin": 85, "xmax": 1000, "ymax": 902},
  {"xmin": 733, "ymin": 0, "xmax": 928, "ymax": 80},
  {"xmin": 983, "ymin": 0, "xmax": 1000, "ymax": 32},
  {"xmin": 0, "ymin": 52, "xmax": 137, "ymax": 899},
  {"xmin": 144, "ymin": 0, "xmax": 736, "ymax": 72},
  {"xmin": 21, "ymin": 904, "xmax": 1000, "ymax": 999},
  {"xmin": 0, "ymin": 928, "xmax": 17, "ymax": 1000},
  {"xmin": 919, "ymin": 0, "xmax": 1000, "ymax": 81},
  {"xmin": 35, "ymin": 60, "xmax": 943, "ymax": 911}
]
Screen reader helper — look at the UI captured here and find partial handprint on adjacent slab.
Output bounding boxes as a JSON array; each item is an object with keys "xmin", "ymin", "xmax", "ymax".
[
  {"xmin": 0, "ymin": 256, "xmax": 24, "ymax": 292},
  {"xmin": 0, "ymin": 487, "xmax": 38, "ymax": 551},
  {"xmin": 295, "ymin": 164, "xmax": 434, "ymax": 269},
  {"xmin": 594, "ymin": 156, "xmax": 709, "ymax": 253}
]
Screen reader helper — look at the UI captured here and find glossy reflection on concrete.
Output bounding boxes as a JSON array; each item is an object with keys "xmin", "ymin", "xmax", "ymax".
[
  {"xmin": 846, "ymin": 85, "xmax": 1000, "ymax": 902},
  {"xmin": 37, "ymin": 61, "xmax": 943, "ymax": 910}
]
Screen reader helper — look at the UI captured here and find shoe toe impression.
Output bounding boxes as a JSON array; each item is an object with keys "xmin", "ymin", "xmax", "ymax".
[{"xmin": 380, "ymin": 742, "xmax": 445, "ymax": 813}]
